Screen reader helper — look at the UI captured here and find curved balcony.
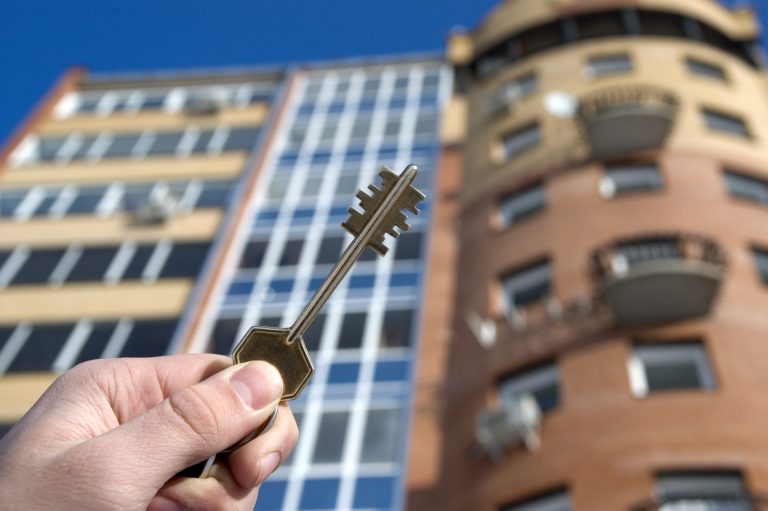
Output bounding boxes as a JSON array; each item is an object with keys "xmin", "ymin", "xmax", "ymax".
[
  {"xmin": 590, "ymin": 233, "xmax": 727, "ymax": 327},
  {"xmin": 578, "ymin": 86, "xmax": 679, "ymax": 158}
]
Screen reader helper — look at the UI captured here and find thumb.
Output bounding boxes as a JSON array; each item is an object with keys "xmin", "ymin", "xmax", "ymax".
[{"xmin": 87, "ymin": 361, "xmax": 283, "ymax": 485}]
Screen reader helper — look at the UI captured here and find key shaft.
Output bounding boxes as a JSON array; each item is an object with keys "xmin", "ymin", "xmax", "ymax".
[{"xmin": 286, "ymin": 164, "xmax": 419, "ymax": 343}]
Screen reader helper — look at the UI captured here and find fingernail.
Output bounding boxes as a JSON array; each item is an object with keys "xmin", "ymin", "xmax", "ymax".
[
  {"xmin": 257, "ymin": 452, "xmax": 282, "ymax": 484},
  {"xmin": 230, "ymin": 361, "xmax": 283, "ymax": 409}
]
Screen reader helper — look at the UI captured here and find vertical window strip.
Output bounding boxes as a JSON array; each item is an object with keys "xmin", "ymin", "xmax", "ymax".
[
  {"xmin": 101, "ymin": 319, "xmax": 133, "ymax": 359},
  {"xmin": 52, "ymin": 319, "xmax": 93, "ymax": 373},
  {"xmin": 142, "ymin": 240, "xmax": 173, "ymax": 283},
  {"xmin": 104, "ymin": 241, "xmax": 138, "ymax": 285},
  {"xmin": 0, "ymin": 324, "xmax": 33, "ymax": 375},
  {"xmin": 49, "ymin": 244, "xmax": 83, "ymax": 285},
  {"xmin": 0, "ymin": 247, "xmax": 30, "ymax": 289}
]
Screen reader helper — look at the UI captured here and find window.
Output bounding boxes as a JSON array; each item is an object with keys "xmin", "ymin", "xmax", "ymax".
[
  {"xmin": 278, "ymin": 239, "xmax": 304, "ymax": 267},
  {"xmin": 11, "ymin": 248, "xmax": 66, "ymax": 285},
  {"xmin": 686, "ymin": 57, "xmax": 727, "ymax": 81},
  {"xmin": 576, "ymin": 12, "xmax": 626, "ymax": 39},
  {"xmin": 601, "ymin": 164, "xmax": 662, "ymax": 197},
  {"xmin": 66, "ymin": 246, "xmax": 118, "ymax": 282},
  {"xmin": 120, "ymin": 244, "xmax": 156, "ymax": 280},
  {"xmin": 239, "ymin": 240, "xmax": 268, "ymax": 269},
  {"xmin": 629, "ymin": 342, "xmax": 716, "ymax": 397},
  {"xmin": 158, "ymin": 242, "xmax": 210, "ymax": 278},
  {"xmin": 724, "ymin": 170, "xmax": 768, "ymax": 205},
  {"xmin": 614, "ymin": 237, "xmax": 680, "ymax": 268},
  {"xmin": 500, "ymin": 123, "xmax": 540, "ymax": 161},
  {"xmin": 703, "ymin": 108, "xmax": 750, "ymax": 138},
  {"xmin": 519, "ymin": 22, "xmax": 562, "ymax": 57},
  {"xmin": 119, "ymin": 319, "xmax": 176, "ymax": 357},
  {"xmin": 315, "ymin": 236, "xmax": 344, "ymax": 265},
  {"xmin": 499, "ymin": 184, "xmax": 545, "ymax": 227},
  {"xmin": 587, "ymin": 53, "xmax": 633, "ymax": 77},
  {"xmin": 147, "ymin": 132, "xmax": 183, "ymax": 156},
  {"xmin": 6, "ymin": 323, "xmax": 73, "ymax": 373},
  {"xmin": 502, "ymin": 489, "xmax": 572, "ymax": 511},
  {"xmin": 312, "ymin": 411, "xmax": 349, "ymax": 463},
  {"xmin": 656, "ymin": 471, "xmax": 750, "ymax": 510},
  {"xmin": 298, "ymin": 478, "xmax": 340, "ymax": 510},
  {"xmin": 638, "ymin": 11, "xmax": 686, "ymax": 37},
  {"xmin": 303, "ymin": 313, "xmax": 326, "ymax": 352},
  {"xmin": 210, "ymin": 317, "xmax": 241, "ymax": 355},
  {"xmin": 337, "ymin": 312, "xmax": 366, "ymax": 349},
  {"xmin": 72, "ymin": 322, "xmax": 116, "ymax": 365},
  {"xmin": 195, "ymin": 181, "xmax": 233, "ymax": 208},
  {"xmin": 394, "ymin": 231, "xmax": 423, "ymax": 260},
  {"xmin": 501, "ymin": 259, "xmax": 552, "ymax": 310},
  {"xmin": 379, "ymin": 309, "xmax": 414, "ymax": 348},
  {"xmin": 361, "ymin": 408, "xmax": 402, "ymax": 463},
  {"xmin": 222, "ymin": 126, "xmax": 261, "ymax": 151},
  {"xmin": 353, "ymin": 477, "xmax": 396, "ymax": 509},
  {"xmin": 753, "ymin": 247, "xmax": 768, "ymax": 284},
  {"xmin": 499, "ymin": 363, "xmax": 560, "ymax": 413}
]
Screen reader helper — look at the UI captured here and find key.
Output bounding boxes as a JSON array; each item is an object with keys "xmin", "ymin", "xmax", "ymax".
[{"xmin": 178, "ymin": 164, "xmax": 425, "ymax": 478}]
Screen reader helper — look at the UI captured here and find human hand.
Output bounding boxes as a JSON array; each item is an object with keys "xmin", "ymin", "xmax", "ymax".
[{"xmin": 0, "ymin": 354, "xmax": 298, "ymax": 510}]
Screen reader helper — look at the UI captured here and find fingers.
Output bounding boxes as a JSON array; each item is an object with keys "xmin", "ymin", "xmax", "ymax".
[
  {"xmin": 81, "ymin": 361, "xmax": 284, "ymax": 485},
  {"xmin": 227, "ymin": 403, "xmax": 299, "ymax": 488}
]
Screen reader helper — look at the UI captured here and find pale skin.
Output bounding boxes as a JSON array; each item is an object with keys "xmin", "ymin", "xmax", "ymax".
[{"xmin": 0, "ymin": 355, "xmax": 298, "ymax": 510}]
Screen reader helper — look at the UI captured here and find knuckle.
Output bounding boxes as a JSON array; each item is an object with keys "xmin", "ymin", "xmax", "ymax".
[{"xmin": 166, "ymin": 386, "xmax": 222, "ymax": 449}]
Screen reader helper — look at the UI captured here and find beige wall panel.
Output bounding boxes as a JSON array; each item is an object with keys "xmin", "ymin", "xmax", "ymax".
[
  {"xmin": 0, "ymin": 209, "xmax": 221, "ymax": 248},
  {"xmin": 38, "ymin": 103, "xmax": 268, "ymax": 135},
  {"xmin": 0, "ymin": 373, "xmax": 58, "ymax": 422},
  {"xmin": 0, "ymin": 281, "xmax": 192, "ymax": 323},
  {"xmin": 0, "ymin": 153, "xmax": 245, "ymax": 186}
]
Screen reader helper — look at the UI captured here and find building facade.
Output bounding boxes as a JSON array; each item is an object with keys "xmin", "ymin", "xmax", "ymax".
[{"xmin": 407, "ymin": 0, "xmax": 768, "ymax": 509}]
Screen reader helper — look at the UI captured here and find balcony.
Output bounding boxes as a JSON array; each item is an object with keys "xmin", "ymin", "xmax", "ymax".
[
  {"xmin": 590, "ymin": 233, "xmax": 726, "ymax": 327},
  {"xmin": 632, "ymin": 495, "xmax": 768, "ymax": 511},
  {"xmin": 578, "ymin": 86, "xmax": 679, "ymax": 158}
]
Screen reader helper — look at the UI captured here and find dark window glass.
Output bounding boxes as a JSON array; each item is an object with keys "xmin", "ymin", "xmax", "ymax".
[
  {"xmin": 725, "ymin": 170, "xmax": 768, "ymax": 205},
  {"xmin": 104, "ymin": 134, "xmax": 140, "ymax": 158},
  {"xmin": 257, "ymin": 480, "xmax": 287, "ymax": 510},
  {"xmin": 278, "ymin": 239, "xmax": 304, "ymax": 267},
  {"xmin": 634, "ymin": 342, "xmax": 715, "ymax": 395},
  {"xmin": 316, "ymin": 236, "xmax": 344, "ymax": 265},
  {"xmin": 38, "ymin": 136, "xmax": 68, "ymax": 161},
  {"xmin": 7, "ymin": 323, "xmax": 73, "ymax": 372},
  {"xmin": 328, "ymin": 362, "xmax": 360, "ymax": 384},
  {"xmin": 0, "ymin": 326, "xmax": 16, "ymax": 351},
  {"xmin": 31, "ymin": 192, "xmax": 59, "ymax": 217},
  {"xmin": 121, "ymin": 184, "xmax": 154, "ymax": 212},
  {"xmin": 121, "ymin": 244, "xmax": 155, "ymax": 280},
  {"xmin": 379, "ymin": 309, "xmax": 414, "ymax": 348},
  {"xmin": 703, "ymin": 109, "xmax": 750, "ymax": 138},
  {"xmin": 147, "ymin": 132, "xmax": 183, "ymax": 156},
  {"xmin": 576, "ymin": 12, "xmax": 626, "ymax": 39},
  {"xmin": 617, "ymin": 237, "xmax": 680, "ymax": 265},
  {"xmin": 752, "ymin": 248, "xmax": 768, "ymax": 284},
  {"xmin": 312, "ymin": 411, "xmax": 349, "ymax": 463},
  {"xmin": 501, "ymin": 259, "xmax": 551, "ymax": 309},
  {"xmin": 240, "ymin": 240, "xmax": 269, "ymax": 269},
  {"xmin": 686, "ymin": 58, "xmax": 727, "ymax": 81},
  {"xmin": 67, "ymin": 187, "xmax": 104, "ymax": 214},
  {"xmin": 0, "ymin": 252, "xmax": 9, "ymax": 274},
  {"xmin": 222, "ymin": 127, "xmax": 261, "ymax": 152},
  {"xmin": 298, "ymin": 478, "xmax": 340, "ymax": 510},
  {"xmin": 66, "ymin": 246, "xmax": 117, "ymax": 282},
  {"xmin": 500, "ymin": 184, "xmax": 545, "ymax": 227},
  {"xmin": 159, "ymin": 242, "xmax": 210, "ymax": 278},
  {"xmin": 604, "ymin": 164, "xmax": 662, "ymax": 196},
  {"xmin": 210, "ymin": 317, "xmax": 241, "ymax": 355},
  {"xmin": 361, "ymin": 408, "xmax": 401, "ymax": 463},
  {"xmin": 502, "ymin": 490, "xmax": 572, "ymax": 511},
  {"xmin": 519, "ymin": 22, "xmax": 562, "ymax": 56},
  {"xmin": 192, "ymin": 130, "xmax": 215, "ymax": 153},
  {"xmin": 374, "ymin": 360, "xmax": 409, "ymax": 382},
  {"xmin": 657, "ymin": 471, "xmax": 748, "ymax": 507},
  {"xmin": 120, "ymin": 319, "xmax": 177, "ymax": 358},
  {"xmin": 196, "ymin": 181, "xmax": 232, "ymax": 208},
  {"xmin": 589, "ymin": 54, "xmax": 633, "ymax": 76},
  {"xmin": 70, "ymin": 135, "xmax": 97, "ymax": 161},
  {"xmin": 11, "ymin": 249, "xmax": 66, "ymax": 285},
  {"xmin": 353, "ymin": 477, "xmax": 396, "ymax": 508},
  {"xmin": 638, "ymin": 11, "xmax": 685, "ymax": 37},
  {"xmin": 303, "ymin": 314, "xmax": 326, "ymax": 352},
  {"xmin": 258, "ymin": 316, "xmax": 283, "ymax": 327},
  {"xmin": 394, "ymin": 231, "xmax": 423, "ymax": 260},
  {"xmin": 0, "ymin": 190, "xmax": 26, "ymax": 216},
  {"xmin": 501, "ymin": 123, "xmax": 540, "ymax": 160},
  {"xmin": 73, "ymin": 322, "xmax": 116, "ymax": 365},
  {"xmin": 77, "ymin": 95, "xmax": 102, "ymax": 114},
  {"xmin": 338, "ymin": 312, "xmax": 366, "ymax": 349}
]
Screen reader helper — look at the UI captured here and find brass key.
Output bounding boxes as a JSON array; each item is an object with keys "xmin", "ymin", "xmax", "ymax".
[{"xmin": 179, "ymin": 164, "xmax": 425, "ymax": 478}]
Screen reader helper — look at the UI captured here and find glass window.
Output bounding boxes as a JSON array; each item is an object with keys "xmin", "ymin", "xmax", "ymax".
[
  {"xmin": 361, "ymin": 408, "xmax": 402, "ymax": 463},
  {"xmin": 601, "ymin": 164, "xmax": 662, "ymax": 197},
  {"xmin": 501, "ymin": 123, "xmax": 540, "ymax": 161},
  {"xmin": 501, "ymin": 259, "xmax": 551, "ymax": 310},
  {"xmin": 67, "ymin": 186, "xmax": 105, "ymax": 215},
  {"xmin": 147, "ymin": 131, "xmax": 183, "ymax": 156},
  {"xmin": 104, "ymin": 133, "xmax": 141, "ymax": 158},
  {"xmin": 312, "ymin": 411, "xmax": 349, "ymax": 463},
  {"xmin": 703, "ymin": 108, "xmax": 750, "ymax": 138},
  {"xmin": 394, "ymin": 231, "xmax": 423, "ymax": 260},
  {"xmin": 519, "ymin": 22, "xmax": 562, "ymax": 56},
  {"xmin": 374, "ymin": 360, "xmax": 409, "ymax": 382},
  {"xmin": 752, "ymin": 247, "xmax": 768, "ymax": 284},
  {"xmin": 30, "ymin": 189, "xmax": 60, "ymax": 217},
  {"xmin": 120, "ymin": 319, "xmax": 177, "ymax": 357},
  {"xmin": 629, "ymin": 342, "xmax": 716, "ymax": 396},
  {"xmin": 499, "ymin": 184, "xmax": 545, "ymax": 227},
  {"xmin": 576, "ymin": 11, "xmax": 626, "ymax": 40},
  {"xmin": 7, "ymin": 323, "xmax": 73, "ymax": 373},
  {"xmin": 256, "ymin": 480, "xmax": 287, "ymax": 511},
  {"xmin": 0, "ymin": 189, "xmax": 26, "ymax": 217},
  {"xmin": 66, "ymin": 246, "xmax": 118, "ymax": 283},
  {"xmin": 240, "ymin": 240, "xmax": 269, "ymax": 269},
  {"xmin": 588, "ymin": 53, "xmax": 633, "ymax": 77},
  {"xmin": 502, "ymin": 490, "xmax": 572, "ymax": 511},
  {"xmin": 196, "ymin": 181, "xmax": 232, "ymax": 208},
  {"xmin": 615, "ymin": 237, "xmax": 680, "ymax": 267},
  {"xmin": 316, "ymin": 236, "xmax": 344, "ymax": 265},
  {"xmin": 298, "ymin": 478, "xmax": 340, "ymax": 510},
  {"xmin": 724, "ymin": 170, "xmax": 768, "ymax": 205},
  {"xmin": 686, "ymin": 57, "xmax": 727, "ymax": 81},
  {"xmin": 121, "ymin": 244, "xmax": 155, "ymax": 280},
  {"xmin": 303, "ymin": 314, "xmax": 325, "ymax": 352},
  {"xmin": 38, "ymin": 136, "xmax": 68, "ymax": 161},
  {"xmin": 499, "ymin": 363, "xmax": 560, "ymax": 413},
  {"xmin": 638, "ymin": 11, "xmax": 686, "ymax": 37},
  {"xmin": 72, "ymin": 322, "xmax": 116, "ymax": 365},
  {"xmin": 379, "ymin": 309, "xmax": 414, "ymax": 348},
  {"xmin": 278, "ymin": 239, "xmax": 304, "ymax": 267},
  {"xmin": 353, "ymin": 477, "xmax": 396, "ymax": 508},
  {"xmin": 327, "ymin": 362, "xmax": 360, "ymax": 384},
  {"xmin": 121, "ymin": 183, "xmax": 154, "ymax": 212},
  {"xmin": 158, "ymin": 242, "xmax": 210, "ymax": 278},
  {"xmin": 192, "ymin": 130, "xmax": 215, "ymax": 153},
  {"xmin": 11, "ymin": 248, "xmax": 66, "ymax": 285},
  {"xmin": 210, "ymin": 317, "xmax": 241, "ymax": 355},
  {"xmin": 657, "ymin": 471, "xmax": 749, "ymax": 510},
  {"xmin": 222, "ymin": 126, "xmax": 261, "ymax": 152},
  {"xmin": 338, "ymin": 312, "xmax": 366, "ymax": 349}
]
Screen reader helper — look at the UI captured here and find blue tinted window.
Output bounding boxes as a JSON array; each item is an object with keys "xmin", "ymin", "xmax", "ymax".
[
  {"xmin": 227, "ymin": 280, "xmax": 253, "ymax": 296},
  {"xmin": 349, "ymin": 274, "xmax": 375, "ymax": 289},
  {"xmin": 293, "ymin": 209, "xmax": 315, "ymax": 223},
  {"xmin": 255, "ymin": 480, "xmax": 287, "ymax": 511},
  {"xmin": 312, "ymin": 151, "xmax": 332, "ymax": 165},
  {"xmin": 255, "ymin": 209, "xmax": 279, "ymax": 225},
  {"xmin": 299, "ymin": 478, "xmax": 340, "ymax": 510},
  {"xmin": 353, "ymin": 476, "xmax": 397, "ymax": 508},
  {"xmin": 389, "ymin": 272, "xmax": 419, "ymax": 287},
  {"xmin": 278, "ymin": 152, "xmax": 299, "ymax": 166},
  {"xmin": 374, "ymin": 360, "xmax": 409, "ymax": 382},
  {"xmin": 270, "ymin": 278, "xmax": 294, "ymax": 294},
  {"xmin": 328, "ymin": 362, "xmax": 360, "ymax": 384}
]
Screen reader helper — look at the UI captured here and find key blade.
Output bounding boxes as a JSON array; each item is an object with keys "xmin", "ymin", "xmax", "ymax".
[{"xmin": 342, "ymin": 165, "xmax": 426, "ymax": 255}]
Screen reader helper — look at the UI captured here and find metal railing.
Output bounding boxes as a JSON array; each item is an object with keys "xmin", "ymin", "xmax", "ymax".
[{"xmin": 578, "ymin": 84, "xmax": 679, "ymax": 120}]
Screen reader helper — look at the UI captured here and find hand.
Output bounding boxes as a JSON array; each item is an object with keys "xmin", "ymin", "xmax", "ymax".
[{"xmin": 0, "ymin": 354, "xmax": 298, "ymax": 510}]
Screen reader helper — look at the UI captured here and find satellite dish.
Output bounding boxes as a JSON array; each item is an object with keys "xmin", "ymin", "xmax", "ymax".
[{"xmin": 543, "ymin": 91, "xmax": 578, "ymax": 119}]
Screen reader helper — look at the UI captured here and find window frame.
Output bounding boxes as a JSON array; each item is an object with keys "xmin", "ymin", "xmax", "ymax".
[
  {"xmin": 585, "ymin": 52, "xmax": 633, "ymax": 78},
  {"xmin": 498, "ymin": 122, "xmax": 541, "ymax": 162},
  {"xmin": 498, "ymin": 182, "xmax": 546, "ymax": 228},
  {"xmin": 685, "ymin": 56, "xmax": 728, "ymax": 82},
  {"xmin": 500, "ymin": 258, "xmax": 552, "ymax": 312},
  {"xmin": 600, "ymin": 163, "xmax": 663, "ymax": 198},
  {"xmin": 702, "ymin": 107, "xmax": 751, "ymax": 139},
  {"xmin": 628, "ymin": 341, "xmax": 716, "ymax": 397}
]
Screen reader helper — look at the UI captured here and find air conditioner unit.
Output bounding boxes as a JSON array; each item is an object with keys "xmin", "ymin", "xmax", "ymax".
[
  {"xmin": 476, "ymin": 394, "xmax": 541, "ymax": 461},
  {"xmin": 184, "ymin": 97, "xmax": 226, "ymax": 115},
  {"xmin": 134, "ymin": 191, "xmax": 182, "ymax": 225}
]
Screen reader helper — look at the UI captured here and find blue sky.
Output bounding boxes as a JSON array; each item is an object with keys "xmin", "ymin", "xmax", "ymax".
[{"xmin": 0, "ymin": 0, "xmax": 764, "ymax": 145}]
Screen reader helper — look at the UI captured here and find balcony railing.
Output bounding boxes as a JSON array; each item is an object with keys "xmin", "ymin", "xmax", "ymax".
[
  {"xmin": 590, "ymin": 232, "xmax": 727, "ymax": 326},
  {"xmin": 578, "ymin": 85, "xmax": 679, "ymax": 158}
]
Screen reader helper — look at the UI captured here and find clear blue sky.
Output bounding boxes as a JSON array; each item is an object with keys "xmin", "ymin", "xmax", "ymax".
[{"xmin": 0, "ymin": 0, "xmax": 763, "ymax": 146}]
